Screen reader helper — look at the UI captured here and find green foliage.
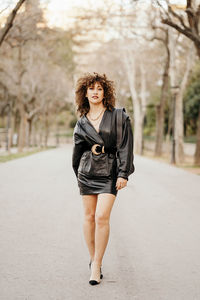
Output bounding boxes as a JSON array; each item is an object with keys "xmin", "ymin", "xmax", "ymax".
[
  {"xmin": 143, "ymin": 88, "xmax": 161, "ymax": 136},
  {"xmin": 0, "ymin": 146, "xmax": 56, "ymax": 163},
  {"xmin": 69, "ymin": 116, "xmax": 77, "ymax": 128},
  {"xmin": 184, "ymin": 62, "xmax": 200, "ymax": 135},
  {"xmin": 184, "ymin": 135, "xmax": 197, "ymax": 143},
  {"xmin": 144, "ymin": 104, "xmax": 156, "ymax": 136},
  {"xmin": 126, "ymin": 96, "xmax": 134, "ymax": 115},
  {"xmin": 164, "ymin": 100, "xmax": 171, "ymax": 136},
  {"xmin": 57, "ymin": 119, "xmax": 65, "ymax": 126},
  {"xmin": 124, "ymin": 87, "xmax": 172, "ymax": 137},
  {"xmin": 124, "ymin": 96, "xmax": 134, "ymax": 127}
]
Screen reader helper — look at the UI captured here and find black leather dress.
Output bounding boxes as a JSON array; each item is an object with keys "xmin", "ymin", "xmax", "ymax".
[{"xmin": 72, "ymin": 107, "xmax": 135, "ymax": 196}]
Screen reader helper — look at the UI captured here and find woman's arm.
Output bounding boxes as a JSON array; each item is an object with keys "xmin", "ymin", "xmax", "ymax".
[
  {"xmin": 116, "ymin": 112, "xmax": 135, "ymax": 180},
  {"xmin": 72, "ymin": 122, "xmax": 85, "ymax": 177}
]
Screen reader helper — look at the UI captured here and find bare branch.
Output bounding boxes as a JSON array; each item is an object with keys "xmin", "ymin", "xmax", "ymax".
[
  {"xmin": 168, "ymin": 5, "xmax": 190, "ymax": 31},
  {"xmin": 152, "ymin": 24, "xmax": 167, "ymax": 33},
  {"xmin": 0, "ymin": 0, "xmax": 26, "ymax": 47},
  {"xmin": 0, "ymin": 5, "xmax": 9, "ymax": 15},
  {"xmin": 162, "ymin": 18, "xmax": 200, "ymax": 45}
]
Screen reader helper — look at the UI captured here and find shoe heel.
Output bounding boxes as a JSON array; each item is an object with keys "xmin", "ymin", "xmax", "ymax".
[
  {"xmin": 89, "ymin": 261, "xmax": 102, "ymax": 285},
  {"xmin": 89, "ymin": 279, "xmax": 100, "ymax": 285},
  {"xmin": 89, "ymin": 261, "xmax": 103, "ymax": 278},
  {"xmin": 100, "ymin": 267, "xmax": 103, "ymax": 279}
]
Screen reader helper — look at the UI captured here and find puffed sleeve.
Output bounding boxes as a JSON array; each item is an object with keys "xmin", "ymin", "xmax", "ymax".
[
  {"xmin": 116, "ymin": 112, "xmax": 135, "ymax": 180},
  {"xmin": 72, "ymin": 121, "xmax": 86, "ymax": 177}
]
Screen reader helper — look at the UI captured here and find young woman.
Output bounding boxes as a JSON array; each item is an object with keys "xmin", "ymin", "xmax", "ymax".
[{"xmin": 72, "ymin": 72, "xmax": 135, "ymax": 285}]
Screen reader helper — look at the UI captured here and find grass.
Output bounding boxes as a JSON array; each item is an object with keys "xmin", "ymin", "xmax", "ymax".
[
  {"xmin": 143, "ymin": 135, "xmax": 197, "ymax": 144},
  {"xmin": 0, "ymin": 146, "xmax": 56, "ymax": 163},
  {"xmin": 143, "ymin": 149, "xmax": 200, "ymax": 175},
  {"xmin": 183, "ymin": 136, "xmax": 197, "ymax": 143},
  {"xmin": 55, "ymin": 129, "xmax": 73, "ymax": 138}
]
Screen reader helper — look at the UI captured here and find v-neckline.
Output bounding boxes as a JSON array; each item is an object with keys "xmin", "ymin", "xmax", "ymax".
[{"xmin": 85, "ymin": 108, "xmax": 107, "ymax": 135}]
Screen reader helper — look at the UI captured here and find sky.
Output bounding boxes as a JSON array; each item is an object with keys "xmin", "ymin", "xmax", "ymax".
[
  {"xmin": 0, "ymin": 0, "xmax": 109, "ymax": 28},
  {"xmin": 0, "ymin": 0, "xmax": 187, "ymax": 29},
  {"xmin": 0, "ymin": 0, "xmax": 136, "ymax": 29},
  {"xmin": 42, "ymin": 0, "xmax": 108, "ymax": 29}
]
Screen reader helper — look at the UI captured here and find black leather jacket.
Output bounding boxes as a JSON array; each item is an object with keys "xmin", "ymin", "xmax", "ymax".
[{"xmin": 72, "ymin": 107, "xmax": 135, "ymax": 180}]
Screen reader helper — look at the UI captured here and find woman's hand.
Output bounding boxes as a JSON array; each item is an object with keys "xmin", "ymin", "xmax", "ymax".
[{"xmin": 116, "ymin": 177, "xmax": 127, "ymax": 190}]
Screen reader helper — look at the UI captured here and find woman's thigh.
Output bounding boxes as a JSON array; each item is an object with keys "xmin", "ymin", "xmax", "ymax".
[
  {"xmin": 82, "ymin": 195, "xmax": 98, "ymax": 217},
  {"xmin": 96, "ymin": 193, "xmax": 116, "ymax": 220}
]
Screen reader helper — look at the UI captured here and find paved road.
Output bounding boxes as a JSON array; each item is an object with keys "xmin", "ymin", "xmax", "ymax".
[{"xmin": 0, "ymin": 144, "xmax": 200, "ymax": 300}]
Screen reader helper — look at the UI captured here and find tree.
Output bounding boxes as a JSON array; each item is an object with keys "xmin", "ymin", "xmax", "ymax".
[
  {"xmin": 123, "ymin": 47, "xmax": 148, "ymax": 154},
  {"xmin": 0, "ymin": 0, "xmax": 26, "ymax": 47},
  {"xmin": 155, "ymin": 0, "xmax": 200, "ymax": 163},
  {"xmin": 0, "ymin": 0, "xmax": 75, "ymax": 151},
  {"xmin": 184, "ymin": 62, "xmax": 200, "ymax": 165},
  {"xmin": 144, "ymin": 12, "xmax": 171, "ymax": 156},
  {"xmin": 156, "ymin": 0, "xmax": 200, "ymax": 58}
]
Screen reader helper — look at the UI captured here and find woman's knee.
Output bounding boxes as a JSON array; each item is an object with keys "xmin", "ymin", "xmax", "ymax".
[
  {"xmin": 95, "ymin": 212, "xmax": 109, "ymax": 226},
  {"xmin": 82, "ymin": 195, "xmax": 97, "ymax": 223},
  {"xmin": 84, "ymin": 212, "xmax": 95, "ymax": 223}
]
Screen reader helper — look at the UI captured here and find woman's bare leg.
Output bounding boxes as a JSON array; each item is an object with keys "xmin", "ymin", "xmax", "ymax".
[
  {"xmin": 90, "ymin": 193, "xmax": 116, "ymax": 281},
  {"xmin": 82, "ymin": 194, "xmax": 98, "ymax": 262}
]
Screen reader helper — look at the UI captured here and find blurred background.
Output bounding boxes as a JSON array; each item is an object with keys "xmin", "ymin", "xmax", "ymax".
[{"xmin": 0, "ymin": 0, "xmax": 199, "ymax": 174}]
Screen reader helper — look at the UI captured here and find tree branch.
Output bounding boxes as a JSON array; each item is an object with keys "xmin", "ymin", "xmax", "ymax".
[
  {"xmin": 0, "ymin": 5, "xmax": 9, "ymax": 15},
  {"xmin": 168, "ymin": 5, "xmax": 190, "ymax": 31},
  {"xmin": 162, "ymin": 18, "xmax": 200, "ymax": 45},
  {"xmin": 0, "ymin": 0, "xmax": 26, "ymax": 47}
]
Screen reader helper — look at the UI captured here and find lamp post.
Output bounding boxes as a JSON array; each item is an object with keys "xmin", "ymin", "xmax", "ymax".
[{"xmin": 170, "ymin": 85, "xmax": 179, "ymax": 164}]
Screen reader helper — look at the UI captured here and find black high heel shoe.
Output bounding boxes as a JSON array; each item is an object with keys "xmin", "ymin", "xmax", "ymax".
[
  {"xmin": 89, "ymin": 260, "xmax": 103, "ymax": 279},
  {"xmin": 89, "ymin": 261, "xmax": 103, "ymax": 285}
]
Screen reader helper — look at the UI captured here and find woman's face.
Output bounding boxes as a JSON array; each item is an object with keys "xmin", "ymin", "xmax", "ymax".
[{"xmin": 86, "ymin": 81, "xmax": 104, "ymax": 105}]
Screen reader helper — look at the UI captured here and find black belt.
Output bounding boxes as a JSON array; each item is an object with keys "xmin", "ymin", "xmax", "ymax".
[{"xmin": 91, "ymin": 144, "xmax": 116, "ymax": 156}]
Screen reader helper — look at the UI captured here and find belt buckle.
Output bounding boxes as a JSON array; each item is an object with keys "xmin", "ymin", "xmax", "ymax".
[{"xmin": 91, "ymin": 144, "xmax": 105, "ymax": 155}]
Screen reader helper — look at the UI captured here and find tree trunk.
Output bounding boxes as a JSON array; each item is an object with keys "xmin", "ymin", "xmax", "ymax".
[
  {"xmin": 9, "ymin": 114, "xmax": 15, "ymax": 147},
  {"xmin": 6, "ymin": 103, "xmax": 11, "ymax": 152},
  {"xmin": 32, "ymin": 118, "xmax": 38, "ymax": 147},
  {"xmin": 169, "ymin": 28, "xmax": 178, "ymax": 163},
  {"xmin": 18, "ymin": 102, "xmax": 27, "ymax": 152},
  {"xmin": 154, "ymin": 42, "xmax": 170, "ymax": 156},
  {"xmin": 39, "ymin": 125, "xmax": 43, "ymax": 148},
  {"xmin": 195, "ymin": 109, "xmax": 200, "ymax": 166},
  {"xmin": 195, "ymin": 43, "xmax": 200, "ymax": 59},
  {"xmin": 140, "ymin": 61, "xmax": 147, "ymax": 154},
  {"xmin": 27, "ymin": 119, "xmax": 32, "ymax": 148},
  {"xmin": 17, "ymin": 42, "xmax": 27, "ymax": 152},
  {"xmin": 123, "ymin": 50, "xmax": 145, "ymax": 154},
  {"xmin": 175, "ymin": 45, "xmax": 195, "ymax": 163},
  {"xmin": 44, "ymin": 112, "xmax": 49, "ymax": 147},
  {"xmin": 174, "ymin": 92, "xmax": 184, "ymax": 163}
]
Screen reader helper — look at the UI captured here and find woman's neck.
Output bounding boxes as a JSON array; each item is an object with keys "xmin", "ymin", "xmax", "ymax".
[{"xmin": 89, "ymin": 103, "xmax": 105, "ymax": 114}]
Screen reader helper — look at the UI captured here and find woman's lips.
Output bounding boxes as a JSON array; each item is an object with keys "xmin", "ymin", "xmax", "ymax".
[{"xmin": 92, "ymin": 96, "xmax": 98, "ymax": 98}]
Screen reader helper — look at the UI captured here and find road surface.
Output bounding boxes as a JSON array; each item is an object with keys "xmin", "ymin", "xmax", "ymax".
[{"xmin": 0, "ymin": 144, "xmax": 200, "ymax": 300}]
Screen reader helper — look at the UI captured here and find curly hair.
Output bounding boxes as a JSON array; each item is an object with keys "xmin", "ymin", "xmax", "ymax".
[{"xmin": 75, "ymin": 72, "xmax": 116, "ymax": 116}]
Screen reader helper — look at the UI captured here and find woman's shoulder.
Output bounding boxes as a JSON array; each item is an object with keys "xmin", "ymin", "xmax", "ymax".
[
  {"xmin": 74, "ymin": 114, "xmax": 87, "ymax": 132},
  {"xmin": 113, "ymin": 107, "xmax": 130, "ymax": 121},
  {"xmin": 73, "ymin": 117, "xmax": 85, "ymax": 140},
  {"xmin": 78, "ymin": 114, "xmax": 87, "ymax": 126},
  {"xmin": 112, "ymin": 107, "xmax": 126, "ymax": 113}
]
